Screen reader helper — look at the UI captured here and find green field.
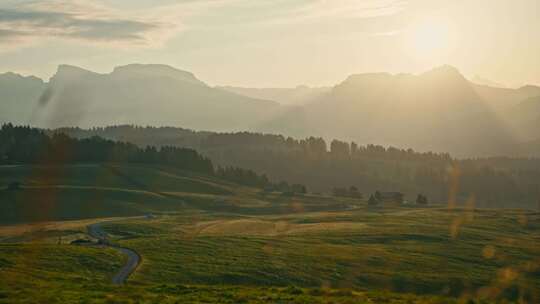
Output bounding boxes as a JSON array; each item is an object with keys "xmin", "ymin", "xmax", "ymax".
[
  {"xmin": 102, "ymin": 208, "xmax": 540, "ymax": 300},
  {"xmin": 0, "ymin": 164, "xmax": 356, "ymax": 223},
  {"xmin": 1, "ymin": 164, "xmax": 539, "ymax": 303}
]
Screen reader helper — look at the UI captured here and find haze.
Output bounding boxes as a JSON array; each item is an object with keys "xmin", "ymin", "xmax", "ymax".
[
  {"xmin": 1, "ymin": 0, "xmax": 539, "ymax": 88},
  {"xmin": 2, "ymin": 1, "xmax": 540, "ymax": 303}
]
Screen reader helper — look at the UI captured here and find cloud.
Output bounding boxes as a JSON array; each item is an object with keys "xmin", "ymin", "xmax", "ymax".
[
  {"xmin": 246, "ymin": 0, "xmax": 407, "ymax": 27},
  {"xmin": 291, "ymin": 0, "xmax": 406, "ymax": 21},
  {"xmin": 0, "ymin": 0, "xmax": 178, "ymax": 48},
  {"xmin": 0, "ymin": 0, "xmax": 408, "ymax": 50}
]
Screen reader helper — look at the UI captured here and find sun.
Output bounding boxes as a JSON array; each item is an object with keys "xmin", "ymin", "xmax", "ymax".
[
  {"xmin": 412, "ymin": 23, "xmax": 449, "ymax": 53},
  {"xmin": 404, "ymin": 18, "xmax": 455, "ymax": 59}
]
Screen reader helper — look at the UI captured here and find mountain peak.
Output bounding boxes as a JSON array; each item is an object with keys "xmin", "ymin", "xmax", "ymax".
[
  {"xmin": 112, "ymin": 64, "xmax": 205, "ymax": 86},
  {"xmin": 113, "ymin": 63, "xmax": 185, "ymax": 74},
  {"xmin": 418, "ymin": 65, "xmax": 470, "ymax": 87},
  {"xmin": 422, "ymin": 65, "xmax": 463, "ymax": 78},
  {"xmin": 0, "ymin": 72, "xmax": 44, "ymax": 84},
  {"xmin": 51, "ymin": 65, "xmax": 97, "ymax": 83},
  {"xmin": 56, "ymin": 64, "xmax": 95, "ymax": 75},
  {"xmin": 342, "ymin": 72, "xmax": 394, "ymax": 85},
  {"xmin": 517, "ymin": 84, "xmax": 540, "ymax": 94}
]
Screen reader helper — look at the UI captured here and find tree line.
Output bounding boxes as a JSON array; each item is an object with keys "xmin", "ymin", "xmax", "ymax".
[
  {"xmin": 52, "ymin": 125, "xmax": 540, "ymax": 209},
  {"xmin": 0, "ymin": 124, "xmax": 214, "ymax": 173},
  {"xmin": 0, "ymin": 124, "xmax": 305, "ymax": 191}
]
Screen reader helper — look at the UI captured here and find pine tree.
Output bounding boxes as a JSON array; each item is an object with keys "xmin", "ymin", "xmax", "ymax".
[{"xmin": 368, "ymin": 194, "xmax": 379, "ymax": 206}]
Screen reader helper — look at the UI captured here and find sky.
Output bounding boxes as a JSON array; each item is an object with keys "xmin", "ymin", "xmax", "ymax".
[{"xmin": 0, "ymin": 0, "xmax": 539, "ymax": 87}]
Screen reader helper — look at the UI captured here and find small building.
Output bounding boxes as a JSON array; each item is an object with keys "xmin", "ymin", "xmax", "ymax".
[{"xmin": 375, "ymin": 191, "xmax": 404, "ymax": 205}]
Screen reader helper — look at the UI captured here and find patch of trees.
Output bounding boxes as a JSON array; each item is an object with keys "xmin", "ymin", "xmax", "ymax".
[
  {"xmin": 215, "ymin": 166, "xmax": 270, "ymax": 188},
  {"xmin": 368, "ymin": 194, "xmax": 379, "ymax": 206},
  {"xmin": 332, "ymin": 186, "xmax": 363, "ymax": 199},
  {"xmin": 367, "ymin": 191, "xmax": 404, "ymax": 205},
  {"xmin": 214, "ymin": 167, "xmax": 307, "ymax": 193},
  {"xmin": 416, "ymin": 194, "xmax": 428, "ymax": 205},
  {"xmin": 273, "ymin": 183, "xmax": 307, "ymax": 196},
  {"xmin": 0, "ymin": 124, "xmax": 214, "ymax": 174}
]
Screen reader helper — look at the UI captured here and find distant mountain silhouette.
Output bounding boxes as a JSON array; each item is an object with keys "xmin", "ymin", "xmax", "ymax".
[
  {"xmin": 505, "ymin": 96, "xmax": 540, "ymax": 142},
  {"xmin": 218, "ymin": 85, "xmax": 330, "ymax": 106},
  {"xmin": 257, "ymin": 65, "xmax": 531, "ymax": 156},
  {"xmin": 0, "ymin": 72, "xmax": 45, "ymax": 124},
  {"xmin": 31, "ymin": 64, "xmax": 280, "ymax": 130},
  {"xmin": 470, "ymin": 75, "xmax": 507, "ymax": 88},
  {"xmin": 472, "ymin": 83, "xmax": 540, "ymax": 109}
]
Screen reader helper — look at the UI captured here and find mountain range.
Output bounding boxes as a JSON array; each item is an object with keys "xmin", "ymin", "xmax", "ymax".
[
  {"xmin": 2, "ymin": 64, "xmax": 279, "ymax": 131},
  {"xmin": 1, "ymin": 64, "xmax": 539, "ymax": 157},
  {"xmin": 255, "ymin": 66, "xmax": 540, "ymax": 156}
]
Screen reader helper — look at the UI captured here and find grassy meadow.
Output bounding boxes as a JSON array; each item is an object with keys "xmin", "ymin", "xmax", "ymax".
[
  {"xmin": 105, "ymin": 208, "xmax": 540, "ymax": 300},
  {"xmin": 1, "ymin": 164, "xmax": 539, "ymax": 303}
]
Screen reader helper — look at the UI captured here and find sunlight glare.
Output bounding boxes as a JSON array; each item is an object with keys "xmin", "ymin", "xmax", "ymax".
[{"xmin": 404, "ymin": 17, "xmax": 456, "ymax": 61}]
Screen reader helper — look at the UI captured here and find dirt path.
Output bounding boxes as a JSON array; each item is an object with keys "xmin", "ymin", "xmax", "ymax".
[{"xmin": 87, "ymin": 221, "xmax": 141, "ymax": 285}]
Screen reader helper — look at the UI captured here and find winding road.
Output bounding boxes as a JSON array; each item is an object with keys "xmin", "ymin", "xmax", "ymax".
[{"xmin": 87, "ymin": 221, "xmax": 141, "ymax": 285}]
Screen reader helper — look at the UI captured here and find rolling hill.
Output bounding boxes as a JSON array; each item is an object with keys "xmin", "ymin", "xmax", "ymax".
[
  {"xmin": 0, "ymin": 163, "xmax": 355, "ymax": 224},
  {"xmin": 0, "ymin": 164, "xmax": 229, "ymax": 224}
]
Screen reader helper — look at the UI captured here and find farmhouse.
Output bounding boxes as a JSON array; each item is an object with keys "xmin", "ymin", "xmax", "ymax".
[{"xmin": 375, "ymin": 191, "xmax": 404, "ymax": 205}]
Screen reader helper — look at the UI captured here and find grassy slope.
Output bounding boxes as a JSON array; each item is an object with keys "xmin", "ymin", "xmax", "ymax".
[
  {"xmin": 0, "ymin": 164, "xmax": 232, "ymax": 224},
  {"xmin": 0, "ymin": 164, "xmax": 357, "ymax": 224},
  {"xmin": 0, "ymin": 164, "xmax": 232, "ymax": 195},
  {"xmin": 109, "ymin": 208, "xmax": 540, "ymax": 301},
  {"xmin": 1, "ymin": 279, "xmax": 459, "ymax": 304},
  {"xmin": 0, "ymin": 242, "xmax": 457, "ymax": 304},
  {"xmin": 0, "ymin": 244, "xmax": 124, "ymax": 302},
  {"xmin": 2, "ymin": 208, "xmax": 536, "ymax": 303}
]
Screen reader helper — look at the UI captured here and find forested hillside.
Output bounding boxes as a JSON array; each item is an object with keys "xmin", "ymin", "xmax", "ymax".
[
  {"xmin": 0, "ymin": 124, "xmax": 303, "ymax": 192},
  {"xmin": 55, "ymin": 125, "xmax": 540, "ymax": 209}
]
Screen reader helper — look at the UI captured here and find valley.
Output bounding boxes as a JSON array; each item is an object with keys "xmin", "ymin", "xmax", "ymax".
[{"xmin": 1, "ymin": 163, "xmax": 539, "ymax": 303}]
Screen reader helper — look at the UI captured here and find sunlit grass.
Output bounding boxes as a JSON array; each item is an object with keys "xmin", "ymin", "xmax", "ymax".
[
  {"xmin": 104, "ymin": 208, "xmax": 540, "ymax": 301},
  {"xmin": 1, "ymin": 164, "xmax": 539, "ymax": 303}
]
